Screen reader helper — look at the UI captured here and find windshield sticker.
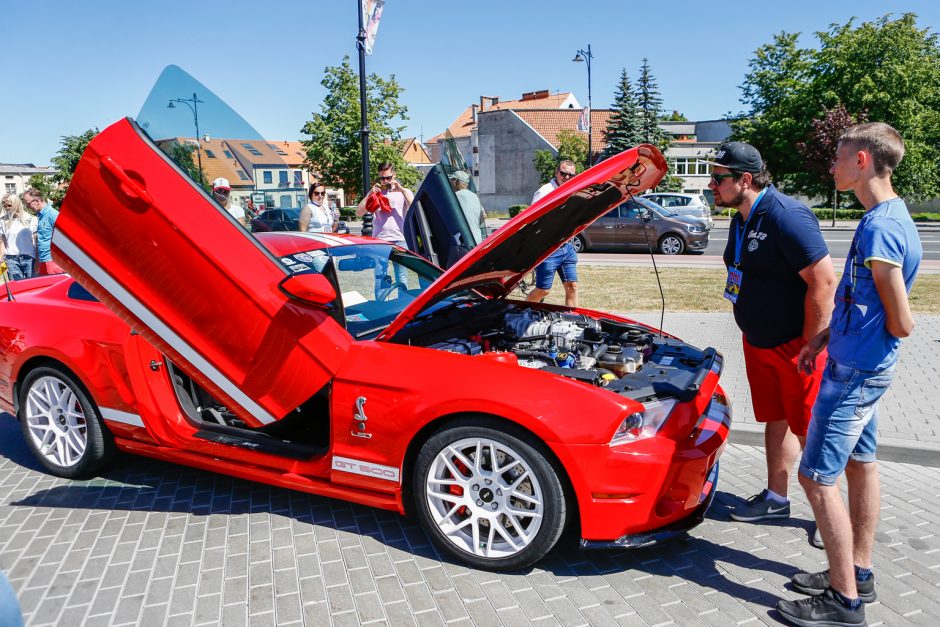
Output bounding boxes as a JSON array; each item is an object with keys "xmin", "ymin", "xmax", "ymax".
[
  {"xmin": 280, "ymin": 257, "xmax": 294, "ymax": 265},
  {"xmin": 295, "ymin": 253, "xmax": 315, "ymax": 263},
  {"xmin": 346, "ymin": 313, "xmax": 367, "ymax": 322},
  {"xmin": 287, "ymin": 263, "xmax": 310, "ymax": 272}
]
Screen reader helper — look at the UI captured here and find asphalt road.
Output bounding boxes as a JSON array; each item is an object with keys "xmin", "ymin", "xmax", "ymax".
[{"xmin": 704, "ymin": 224, "xmax": 940, "ymax": 259}]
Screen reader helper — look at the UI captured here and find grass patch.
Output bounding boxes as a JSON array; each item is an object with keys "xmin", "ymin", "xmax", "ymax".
[{"xmin": 521, "ymin": 266, "xmax": 940, "ymax": 314}]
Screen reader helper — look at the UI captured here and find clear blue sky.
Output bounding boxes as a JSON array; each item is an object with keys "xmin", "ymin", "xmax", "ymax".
[{"xmin": 3, "ymin": 0, "xmax": 938, "ymax": 165}]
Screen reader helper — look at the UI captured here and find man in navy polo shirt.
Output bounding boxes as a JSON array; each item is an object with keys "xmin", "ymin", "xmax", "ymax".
[
  {"xmin": 707, "ymin": 142, "xmax": 837, "ymax": 524},
  {"xmin": 778, "ymin": 123, "xmax": 922, "ymax": 626}
]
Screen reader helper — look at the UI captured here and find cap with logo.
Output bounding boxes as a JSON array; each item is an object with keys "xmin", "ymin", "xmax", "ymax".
[
  {"xmin": 702, "ymin": 141, "xmax": 763, "ymax": 173},
  {"xmin": 212, "ymin": 177, "xmax": 231, "ymax": 191}
]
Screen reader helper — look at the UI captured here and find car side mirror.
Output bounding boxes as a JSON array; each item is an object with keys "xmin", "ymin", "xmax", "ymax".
[
  {"xmin": 279, "ymin": 273, "xmax": 336, "ymax": 307},
  {"xmin": 639, "ymin": 208, "xmax": 652, "ymax": 222}
]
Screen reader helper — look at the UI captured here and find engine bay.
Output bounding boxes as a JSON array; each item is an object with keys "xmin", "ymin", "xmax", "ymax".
[{"xmin": 393, "ymin": 301, "xmax": 720, "ymax": 402}]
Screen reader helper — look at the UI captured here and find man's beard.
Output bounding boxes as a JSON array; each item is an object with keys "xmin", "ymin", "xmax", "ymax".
[{"xmin": 717, "ymin": 188, "xmax": 746, "ymax": 209}]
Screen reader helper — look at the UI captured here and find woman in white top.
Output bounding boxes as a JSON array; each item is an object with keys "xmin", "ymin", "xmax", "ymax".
[
  {"xmin": 299, "ymin": 183, "xmax": 336, "ymax": 233},
  {"xmin": 1, "ymin": 193, "xmax": 38, "ymax": 280}
]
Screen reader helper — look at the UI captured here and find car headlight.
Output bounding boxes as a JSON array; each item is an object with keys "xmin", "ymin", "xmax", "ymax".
[
  {"xmin": 610, "ymin": 399, "xmax": 678, "ymax": 444},
  {"xmin": 686, "ymin": 224, "xmax": 705, "ymax": 233}
]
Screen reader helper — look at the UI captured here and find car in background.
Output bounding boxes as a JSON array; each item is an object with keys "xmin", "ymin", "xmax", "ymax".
[
  {"xmin": 250, "ymin": 207, "xmax": 300, "ymax": 232},
  {"xmin": 571, "ymin": 196, "xmax": 709, "ymax": 255},
  {"xmin": 641, "ymin": 192, "xmax": 713, "ymax": 229}
]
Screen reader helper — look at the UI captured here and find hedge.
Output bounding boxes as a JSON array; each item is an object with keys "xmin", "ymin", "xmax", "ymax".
[
  {"xmin": 339, "ymin": 206, "xmax": 359, "ymax": 221},
  {"xmin": 508, "ymin": 204, "xmax": 528, "ymax": 218}
]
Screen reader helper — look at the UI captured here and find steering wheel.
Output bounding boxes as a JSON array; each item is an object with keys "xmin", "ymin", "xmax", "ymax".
[{"xmin": 378, "ymin": 281, "xmax": 408, "ymax": 301}]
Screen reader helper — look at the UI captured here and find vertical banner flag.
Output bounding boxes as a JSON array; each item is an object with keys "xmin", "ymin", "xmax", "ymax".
[
  {"xmin": 577, "ymin": 106, "xmax": 589, "ymax": 132},
  {"xmin": 362, "ymin": 0, "xmax": 385, "ymax": 55}
]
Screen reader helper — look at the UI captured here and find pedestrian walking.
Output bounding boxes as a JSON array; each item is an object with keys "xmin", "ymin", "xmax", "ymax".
[
  {"xmin": 779, "ymin": 123, "xmax": 923, "ymax": 627},
  {"xmin": 707, "ymin": 142, "xmax": 837, "ymax": 524},
  {"xmin": 22, "ymin": 189, "xmax": 62, "ymax": 276},
  {"xmin": 1, "ymin": 193, "xmax": 38, "ymax": 280},
  {"xmin": 526, "ymin": 160, "xmax": 579, "ymax": 307}
]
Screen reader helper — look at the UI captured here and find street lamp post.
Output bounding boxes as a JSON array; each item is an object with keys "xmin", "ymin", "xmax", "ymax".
[
  {"xmin": 573, "ymin": 45, "xmax": 593, "ymax": 169},
  {"xmin": 167, "ymin": 93, "xmax": 206, "ymax": 186}
]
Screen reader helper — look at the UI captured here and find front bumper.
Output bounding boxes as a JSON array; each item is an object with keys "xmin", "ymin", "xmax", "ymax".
[
  {"xmin": 566, "ymin": 390, "xmax": 731, "ymax": 542},
  {"xmin": 580, "ymin": 461, "xmax": 719, "ymax": 549}
]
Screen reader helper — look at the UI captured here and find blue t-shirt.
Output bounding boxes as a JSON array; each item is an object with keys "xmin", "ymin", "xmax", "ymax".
[
  {"xmin": 828, "ymin": 198, "xmax": 922, "ymax": 370},
  {"xmin": 722, "ymin": 185, "xmax": 830, "ymax": 348},
  {"xmin": 36, "ymin": 204, "xmax": 59, "ymax": 262}
]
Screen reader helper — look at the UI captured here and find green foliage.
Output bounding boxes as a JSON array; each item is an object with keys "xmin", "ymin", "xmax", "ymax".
[
  {"xmin": 603, "ymin": 69, "xmax": 643, "ymax": 156},
  {"xmin": 635, "ymin": 59, "xmax": 670, "ymax": 151},
  {"xmin": 533, "ymin": 130, "xmax": 587, "ymax": 183},
  {"xmin": 912, "ymin": 213, "xmax": 940, "ymax": 221},
  {"xmin": 662, "ymin": 111, "xmax": 688, "ymax": 121},
  {"xmin": 733, "ymin": 13, "xmax": 940, "ymax": 201},
  {"xmin": 655, "ymin": 171, "xmax": 686, "ymax": 193},
  {"xmin": 339, "ymin": 206, "xmax": 359, "ymax": 220},
  {"xmin": 51, "ymin": 129, "xmax": 98, "ymax": 184},
  {"xmin": 370, "ymin": 141, "xmax": 420, "ymax": 190},
  {"xmin": 812, "ymin": 208, "xmax": 867, "ymax": 220},
  {"xmin": 508, "ymin": 204, "xmax": 528, "ymax": 218},
  {"xmin": 26, "ymin": 174, "xmax": 62, "ymax": 207},
  {"xmin": 167, "ymin": 142, "xmax": 209, "ymax": 191},
  {"xmin": 301, "ymin": 56, "xmax": 409, "ymax": 202}
]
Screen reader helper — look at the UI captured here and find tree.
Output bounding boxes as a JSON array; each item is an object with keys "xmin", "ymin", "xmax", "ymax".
[
  {"xmin": 51, "ymin": 129, "xmax": 99, "ymax": 185},
  {"xmin": 166, "ymin": 142, "xmax": 209, "ymax": 191},
  {"xmin": 635, "ymin": 58, "xmax": 670, "ymax": 150},
  {"xmin": 27, "ymin": 174, "xmax": 59, "ymax": 206},
  {"xmin": 301, "ymin": 56, "xmax": 412, "ymax": 202},
  {"xmin": 533, "ymin": 130, "xmax": 588, "ymax": 183},
  {"xmin": 734, "ymin": 13, "xmax": 940, "ymax": 201},
  {"xmin": 663, "ymin": 111, "xmax": 688, "ymax": 122},
  {"xmin": 603, "ymin": 69, "xmax": 643, "ymax": 156},
  {"xmin": 796, "ymin": 105, "xmax": 867, "ymax": 209}
]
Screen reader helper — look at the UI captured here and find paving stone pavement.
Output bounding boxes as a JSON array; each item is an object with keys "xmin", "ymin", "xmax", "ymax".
[
  {"xmin": 1, "ymin": 413, "xmax": 938, "ymax": 626},
  {"xmin": 623, "ymin": 312, "xmax": 940, "ymax": 464}
]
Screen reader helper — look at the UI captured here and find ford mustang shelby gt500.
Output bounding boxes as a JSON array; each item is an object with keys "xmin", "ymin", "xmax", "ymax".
[{"xmin": 0, "ymin": 68, "xmax": 729, "ymax": 570}]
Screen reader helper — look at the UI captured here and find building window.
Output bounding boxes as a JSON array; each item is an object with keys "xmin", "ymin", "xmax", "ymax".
[
  {"xmin": 236, "ymin": 170, "xmax": 250, "ymax": 181},
  {"xmin": 205, "ymin": 150, "xmax": 216, "ymax": 158},
  {"xmin": 5, "ymin": 183, "xmax": 15, "ymax": 195},
  {"xmin": 671, "ymin": 157, "xmax": 710, "ymax": 176},
  {"xmin": 263, "ymin": 171, "xmax": 272, "ymax": 184},
  {"xmin": 223, "ymin": 150, "xmax": 233, "ymax": 159},
  {"xmin": 280, "ymin": 194, "xmax": 292, "ymax": 208},
  {"xmin": 293, "ymin": 171, "xmax": 303, "ymax": 186},
  {"xmin": 241, "ymin": 143, "xmax": 262, "ymax": 156},
  {"xmin": 279, "ymin": 171, "xmax": 288, "ymax": 186}
]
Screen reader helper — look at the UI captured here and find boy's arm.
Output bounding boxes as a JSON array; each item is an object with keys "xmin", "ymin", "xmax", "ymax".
[{"xmin": 870, "ymin": 260, "xmax": 915, "ymax": 338}]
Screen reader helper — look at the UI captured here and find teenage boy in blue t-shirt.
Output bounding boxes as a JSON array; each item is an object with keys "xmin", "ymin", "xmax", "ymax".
[{"xmin": 779, "ymin": 123, "xmax": 923, "ymax": 627}]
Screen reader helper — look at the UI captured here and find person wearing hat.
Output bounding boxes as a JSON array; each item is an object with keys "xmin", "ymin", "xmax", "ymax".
[
  {"xmin": 212, "ymin": 178, "xmax": 246, "ymax": 227},
  {"xmin": 449, "ymin": 170, "xmax": 486, "ymax": 246},
  {"xmin": 707, "ymin": 141, "xmax": 837, "ymax": 527}
]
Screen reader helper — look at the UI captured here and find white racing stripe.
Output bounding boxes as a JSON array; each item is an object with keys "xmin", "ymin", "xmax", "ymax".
[
  {"xmin": 53, "ymin": 231, "xmax": 279, "ymax": 425},
  {"xmin": 266, "ymin": 231, "xmax": 350, "ymax": 246},
  {"xmin": 100, "ymin": 407, "xmax": 144, "ymax": 428}
]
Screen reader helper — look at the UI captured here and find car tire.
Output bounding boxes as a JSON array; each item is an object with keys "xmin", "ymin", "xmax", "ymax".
[
  {"xmin": 571, "ymin": 235, "xmax": 587, "ymax": 254},
  {"xmin": 658, "ymin": 234, "xmax": 685, "ymax": 255},
  {"xmin": 18, "ymin": 366, "xmax": 115, "ymax": 478},
  {"xmin": 412, "ymin": 418, "xmax": 568, "ymax": 570}
]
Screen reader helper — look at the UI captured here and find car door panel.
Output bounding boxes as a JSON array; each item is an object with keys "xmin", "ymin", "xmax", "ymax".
[{"xmin": 53, "ymin": 117, "xmax": 350, "ymax": 428}]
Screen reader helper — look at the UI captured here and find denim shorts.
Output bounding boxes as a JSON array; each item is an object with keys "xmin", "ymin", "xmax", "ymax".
[
  {"xmin": 535, "ymin": 242, "xmax": 578, "ymax": 289},
  {"xmin": 799, "ymin": 358, "xmax": 895, "ymax": 486}
]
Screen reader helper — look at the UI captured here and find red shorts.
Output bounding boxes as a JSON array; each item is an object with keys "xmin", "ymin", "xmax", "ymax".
[
  {"xmin": 38, "ymin": 261, "xmax": 65, "ymax": 275},
  {"xmin": 742, "ymin": 335, "xmax": 825, "ymax": 437}
]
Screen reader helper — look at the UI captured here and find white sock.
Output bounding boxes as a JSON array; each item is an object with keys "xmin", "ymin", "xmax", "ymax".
[{"xmin": 765, "ymin": 489, "xmax": 789, "ymax": 504}]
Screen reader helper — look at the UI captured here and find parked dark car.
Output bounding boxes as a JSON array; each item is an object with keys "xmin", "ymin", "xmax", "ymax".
[
  {"xmin": 571, "ymin": 196, "xmax": 708, "ymax": 255},
  {"xmin": 250, "ymin": 207, "xmax": 300, "ymax": 232}
]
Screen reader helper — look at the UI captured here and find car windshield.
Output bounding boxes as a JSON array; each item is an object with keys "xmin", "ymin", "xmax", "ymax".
[
  {"xmin": 277, "ymin": 243, "xmax": 477, "ymax": 339},
  {"xmin": 633, "ymin": 196, "xmax": 674, "ymax": 218}
]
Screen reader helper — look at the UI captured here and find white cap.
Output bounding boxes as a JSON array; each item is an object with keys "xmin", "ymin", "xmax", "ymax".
[{"xmin": 212, "ymin": 177, "xmax": 231, "ymax": 190}]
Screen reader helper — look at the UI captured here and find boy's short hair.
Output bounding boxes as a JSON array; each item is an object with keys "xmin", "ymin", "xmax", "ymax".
[{"xmin": 840, "ymin": 122, "xmax": 905, "ymax": 176}]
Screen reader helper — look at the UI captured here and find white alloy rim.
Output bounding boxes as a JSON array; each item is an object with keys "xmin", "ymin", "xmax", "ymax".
[
  {"xmin": 25, "ymin": 375, "xmax": 87, "ymax": 467},
  {"xmin": 425, "ymin": 437, "xmax": 544, "ymax": 558},
  {"xmin": 662, "ymin": 236, "xmax": 682, "ymax": 254}
]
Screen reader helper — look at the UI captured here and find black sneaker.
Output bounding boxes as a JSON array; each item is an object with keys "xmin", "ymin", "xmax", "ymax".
[
  {"xmin": 792, "ymin": 570, "xmax": 876, "ymax": 603},
  {"xmin": 729, "ymin": 489, "xmax": 790, "ymax": 522},
  {"xmin": 777, "ymin": 587, "xmax": 866, "ymax": 626}
]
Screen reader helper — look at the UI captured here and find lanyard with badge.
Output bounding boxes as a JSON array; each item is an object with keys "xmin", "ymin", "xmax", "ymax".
[{"xmin": 723, "ymin": 188, "xmax": 767, "ymax": 304}]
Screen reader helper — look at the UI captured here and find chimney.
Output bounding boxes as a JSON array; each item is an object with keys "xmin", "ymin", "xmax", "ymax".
[
  {"xmin": 521, "ymin": 90, "xmax": 550, "ymax": 101},
  {"xmin": 471, "ymin": 104, "xmax": 478, "ymax": 124},
  {"xmin": 479, "ymin": 96, "xmax": 499, "ymax": 110}
]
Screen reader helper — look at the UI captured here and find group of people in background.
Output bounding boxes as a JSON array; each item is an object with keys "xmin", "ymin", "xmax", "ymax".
[{"xmin": 0, "ymin": 188, "xmax": 62, "ymax": 281}]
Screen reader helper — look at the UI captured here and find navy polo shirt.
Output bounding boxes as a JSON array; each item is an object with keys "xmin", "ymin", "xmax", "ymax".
[{"xmin": 722, "ymin": 185, "xmax": 829, "ymax": 348}]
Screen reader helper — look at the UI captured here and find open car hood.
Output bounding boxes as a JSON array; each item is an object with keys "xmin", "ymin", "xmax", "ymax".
[{"xmin": 380, "ymin": 145, "xmax": 667, "ymax": 339}]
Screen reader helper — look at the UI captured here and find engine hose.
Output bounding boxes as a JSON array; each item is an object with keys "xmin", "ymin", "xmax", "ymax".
[
  {"xmin": 513, "ymin": 350, "xmax": 555, "ymax": 362},
  {"xmin": 592, "ymin": 343, "xmax": 609, "ymax": 359}
]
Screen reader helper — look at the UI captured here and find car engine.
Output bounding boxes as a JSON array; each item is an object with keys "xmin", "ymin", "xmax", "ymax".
[{"xmin": 426, "ymin": 308, "xmax": 652, "ymax": 381}]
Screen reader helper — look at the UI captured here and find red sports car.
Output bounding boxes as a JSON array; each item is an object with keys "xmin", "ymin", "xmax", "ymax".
[{"xmin": 0, "ymin": 68, "xmax": 729, "ymax": 571}]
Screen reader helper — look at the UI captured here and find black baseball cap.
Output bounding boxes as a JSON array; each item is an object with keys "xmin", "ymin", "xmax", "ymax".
[{"xmin": 702, "ymin": 141, "xmax": 763, "ymax": 173}]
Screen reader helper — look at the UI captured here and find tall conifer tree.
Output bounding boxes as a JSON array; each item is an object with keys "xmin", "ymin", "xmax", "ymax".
[{"xmin": 602, "ymin": 69, "xmax": 643, "ymax": 157}]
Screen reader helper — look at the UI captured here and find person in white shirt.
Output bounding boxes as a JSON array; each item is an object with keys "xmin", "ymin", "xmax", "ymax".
[
  {"xmin": 1, "ymin": 193, "xmax": 38, "ymax": 280},
  {"xmin": 211, "ymin": 178, "xmax": 246, "ymax": 227},
  {"xmin": 299, "ymin": 183, "xmax": 336, "ymax": 233}
]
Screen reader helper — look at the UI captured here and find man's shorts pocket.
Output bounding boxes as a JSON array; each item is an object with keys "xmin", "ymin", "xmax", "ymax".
[{"xmin": 855, "ymin": 373, "xmax": 892, "ymax": 419}]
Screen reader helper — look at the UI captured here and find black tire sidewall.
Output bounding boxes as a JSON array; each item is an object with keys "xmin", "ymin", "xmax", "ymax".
[
  {"xmin": 18, "ymin": 366, "xmax": 113, "ymax": 478},
  {"xmin": 412, "ymin": 420, "xmax": 567, "ymax": 571}
]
